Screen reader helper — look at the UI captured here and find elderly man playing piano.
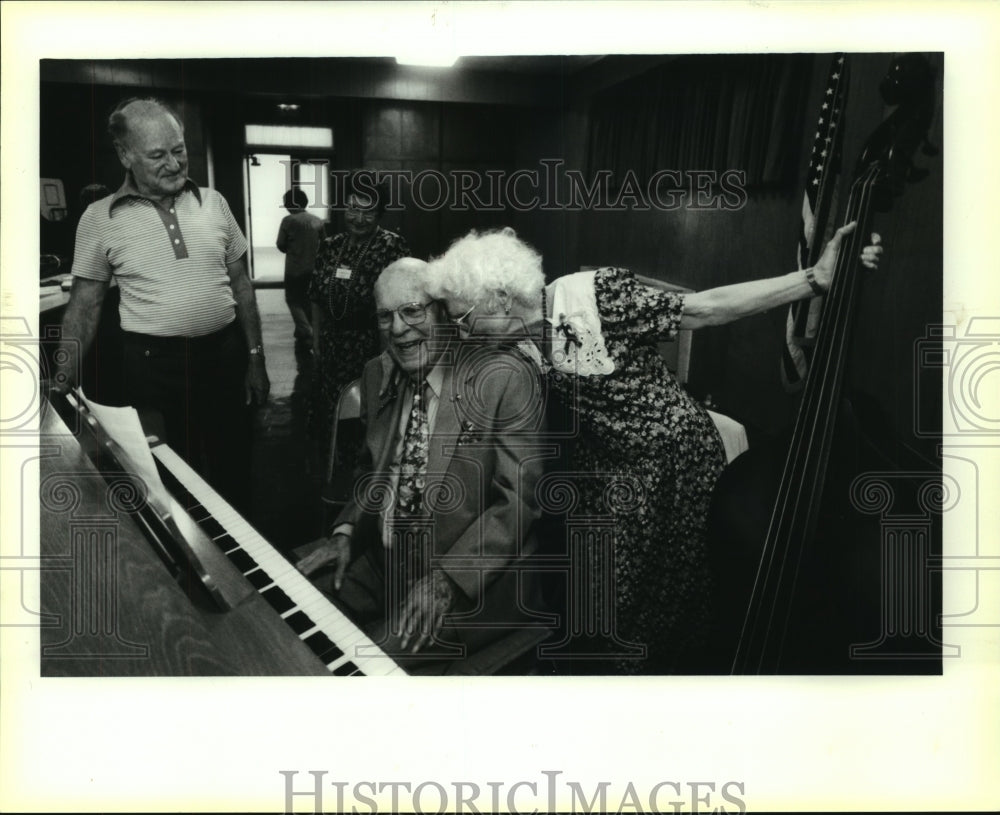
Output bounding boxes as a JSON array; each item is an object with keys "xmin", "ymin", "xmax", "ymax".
[
  {"xmin": 297, "ymin": 258, "xmax": 546, "ymax": 673},
  {"xmin": 53, "ymin": 97, "xmax": 269, "ymax": 513}
]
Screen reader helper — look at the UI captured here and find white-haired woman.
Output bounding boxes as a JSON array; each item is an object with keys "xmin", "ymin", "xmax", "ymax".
[{"xmin": 425, "ymin": 225, "xmax": 881, "ymax": 674}]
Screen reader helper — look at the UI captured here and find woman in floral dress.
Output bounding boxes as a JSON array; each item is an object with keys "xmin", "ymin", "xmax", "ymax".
[
  {"xmin": 308, "ymin": 176, "xmax": 409, "ymax": 471},
  {"xmin": 425, "ymin": 226, "xmax": 882, "ymax": 673}
]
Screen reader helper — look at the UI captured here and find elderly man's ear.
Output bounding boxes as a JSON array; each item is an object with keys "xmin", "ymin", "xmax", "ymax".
[{"xmin": 114, "ymin": 142, "xmax": 131, "ymax": 168}]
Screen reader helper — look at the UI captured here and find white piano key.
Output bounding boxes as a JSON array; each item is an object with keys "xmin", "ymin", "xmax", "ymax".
[{"xmin": 152, "ymin": 444, "xmax": 404, "ymax": 676}]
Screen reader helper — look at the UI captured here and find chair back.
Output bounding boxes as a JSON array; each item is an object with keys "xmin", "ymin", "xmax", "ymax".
[
  {"xmin": 580, "ymin": 267, "xmax": 693, "ymax": 383},
  {"xmin": 323, "ymin": 378, "xmax": 362, "ymax": 508},
  {"xmin": 632, "ymin": 273, "xmax": 693, "ymax": 385}
]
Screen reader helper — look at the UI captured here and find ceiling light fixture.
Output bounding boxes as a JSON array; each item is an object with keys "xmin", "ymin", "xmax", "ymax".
[
  {"xmin": 394, "ymin": 54, "xmax": 459, "ymax": 68},
  {"xmin": 277, "ymin": 103, "xmax": 300, "ymax": 111}
]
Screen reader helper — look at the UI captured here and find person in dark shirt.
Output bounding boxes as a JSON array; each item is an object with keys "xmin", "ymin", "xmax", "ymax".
[{"xmin": 276, "ymin": 188, "xmax": 324, "ymax": 352}]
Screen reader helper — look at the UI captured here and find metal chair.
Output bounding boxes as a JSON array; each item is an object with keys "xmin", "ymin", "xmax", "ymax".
[{"xmin": 320, "ymin": 378, "xmax": 362, "ymax": 520}]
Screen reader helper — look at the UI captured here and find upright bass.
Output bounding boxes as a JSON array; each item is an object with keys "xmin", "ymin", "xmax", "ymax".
[{"xmin": 708, "ymin": 54, "xmax": 942, "ymax": 674}]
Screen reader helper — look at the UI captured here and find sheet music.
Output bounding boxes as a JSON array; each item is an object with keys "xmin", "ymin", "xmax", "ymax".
[{"xmin": 75, "ymin": 390, "xmax": 173, "ymax": 513}]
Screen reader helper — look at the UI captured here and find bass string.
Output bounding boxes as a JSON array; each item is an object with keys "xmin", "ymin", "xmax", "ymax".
[
  {"xmin": 753, "ymin": 182, "xmax": 870, "ymax": 556},
  {"xmin": 734, "ymin": 53, "xmax": 938, "ymax": 669},
  {"xmin": 735, "ymin": 163, "xmax": 882, "ymax": 668},
  {"xmin": 769, "ymin": 168, "xmax": 878, "ymax": 551},
  {"xmin": 781, "ymin": 162, "xmax": 879, "ymax": 496}
]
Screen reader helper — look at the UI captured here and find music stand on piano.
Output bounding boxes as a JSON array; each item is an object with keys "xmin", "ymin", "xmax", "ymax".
[{"xmin": 49, "ymin": 387, "xmax": 254, "ymax": 610}]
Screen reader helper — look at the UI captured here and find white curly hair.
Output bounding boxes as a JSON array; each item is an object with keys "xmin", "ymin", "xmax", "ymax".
[{"xmin": 426, "ymin": 227, "xmax": 544, "ymax": 314}]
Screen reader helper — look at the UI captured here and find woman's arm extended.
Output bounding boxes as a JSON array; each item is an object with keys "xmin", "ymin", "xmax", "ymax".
[{"xmin": 679, "ymin": 221, "xmax": 882, "ymax": 330}]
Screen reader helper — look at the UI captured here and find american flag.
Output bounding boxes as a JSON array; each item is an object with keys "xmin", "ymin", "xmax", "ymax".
[{"xmin": 781, "ymin": 54, "xmax": 849, "ymax": 390}]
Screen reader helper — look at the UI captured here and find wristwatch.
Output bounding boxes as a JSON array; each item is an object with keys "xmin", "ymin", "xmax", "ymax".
[{"xmin": 804, "ymin": 267, "xmax": 826, "ymax": 296}]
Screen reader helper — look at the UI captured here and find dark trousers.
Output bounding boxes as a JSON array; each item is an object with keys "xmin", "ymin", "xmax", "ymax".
[
  {"xmin": 122, "ymin": 321, "xmax": 252, "ymax": 513},
  {"xmin": 284, "ymin": 274, "xmax": 313, "ymax": 341}
]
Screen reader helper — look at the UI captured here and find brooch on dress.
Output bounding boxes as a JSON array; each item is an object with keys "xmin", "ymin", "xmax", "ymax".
[
  {"xmin": 555, "ymin": 314, "xmax": 584, "ymax": 354},
  {"xmin": 457, "ymin": 419, "xmax": 484, "ymax": 445}
]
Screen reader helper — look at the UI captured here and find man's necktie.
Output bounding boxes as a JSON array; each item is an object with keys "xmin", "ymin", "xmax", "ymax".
[{"xmin": 394, "ymin": 379, "xmax": 430, "ymax": 517}]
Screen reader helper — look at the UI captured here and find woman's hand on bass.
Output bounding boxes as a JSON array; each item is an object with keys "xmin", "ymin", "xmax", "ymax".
[{"xmin": 812, "ymin": 221, "xmax": 884, "ymax": 291}]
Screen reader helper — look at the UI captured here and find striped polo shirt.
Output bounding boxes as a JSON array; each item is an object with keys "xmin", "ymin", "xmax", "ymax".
[{"xmin": 71, "ymin": 176, "xmax": 248, "ymax": 337}]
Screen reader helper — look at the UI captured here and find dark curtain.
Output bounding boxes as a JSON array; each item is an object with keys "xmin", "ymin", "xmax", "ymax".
[{"xmin": 587, "ymin": 54, "xmax": 813, "ymax": 190}]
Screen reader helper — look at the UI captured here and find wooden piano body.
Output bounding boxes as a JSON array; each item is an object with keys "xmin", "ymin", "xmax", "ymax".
[{"xmin": 38, "ymin": 397, "xmax": 403, "ymax": 677}]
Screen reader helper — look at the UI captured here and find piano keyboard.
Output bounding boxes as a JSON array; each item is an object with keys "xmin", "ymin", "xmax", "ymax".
[{"xmin": 151, "ymin": 444, "xmax": 405, "ymax": 676}]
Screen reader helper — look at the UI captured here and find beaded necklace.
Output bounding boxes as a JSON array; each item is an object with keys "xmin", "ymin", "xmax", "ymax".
[
  {"xmin": 539, "ymin": 284, "xmax": 553, "ymax": 368},
  {"xmin": 327, "ymin": 227, "xmax": 379, "ymax": 321}
]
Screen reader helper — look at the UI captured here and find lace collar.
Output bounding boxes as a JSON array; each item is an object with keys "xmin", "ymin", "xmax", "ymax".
[{"xmin": 545, "ymin": 271, "xmax": 615, "ymax": 376}]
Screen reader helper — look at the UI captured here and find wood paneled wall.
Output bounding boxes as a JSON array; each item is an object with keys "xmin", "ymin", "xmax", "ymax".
[{"xmin": 39, "ymin": 53, "xmax": 941, "ymax": 455}]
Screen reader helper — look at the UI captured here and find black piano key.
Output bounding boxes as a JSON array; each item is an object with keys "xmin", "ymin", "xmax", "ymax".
[
  {"xmin": 171, "ymin": 485, "xmax": 197, "ymax": 510},
  {"xmin": 333, "ymin": 661, "xmax": 360, "ymax": 676},
  {"xmin": 227, "ymin": 548, "xmax": 258, "ymax": 574},
  {"xmin": 197, "ymin": 516, "xmax": 227, "ymax": 539},
  {"xmin": 303, "ymin": 631, "xmax": 344, "ymax": 663},
  {"xmin": 154, "ymin": 461, "xmax": 206, "ymax": 517},
  {"xmin": 214, "ymin": 533, "xmax": 240, "ymax": 553},
  {"xmin": 154, "ymin": 458, "xmax": 189, "ymax": 499},
  {"xmin": 261, "ymin": 586, "xmax": 295, "ymax": 615},
  {"xmin": 187, "ymin": 503, "xmax": 212, "ymax": 523},
  {"xmin": 285, "ymin": 610, "xmax": 315, "ymax": 635},
  {"xmin": 244, "ymin": 568, "xmax": 274, "ymax": 590}
]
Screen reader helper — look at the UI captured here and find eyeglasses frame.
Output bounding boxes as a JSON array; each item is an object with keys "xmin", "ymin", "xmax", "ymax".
[{"xmin": 375, "ymin": 301, "xmax": 436, "ymax": 329}]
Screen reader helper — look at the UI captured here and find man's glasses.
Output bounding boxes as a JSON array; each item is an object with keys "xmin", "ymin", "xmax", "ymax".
[{"xmin": 376, "ymin": 301, "xmax": 433, "ymax": 328}]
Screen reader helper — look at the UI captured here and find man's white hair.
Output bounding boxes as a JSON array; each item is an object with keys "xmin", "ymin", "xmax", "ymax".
[
  {"xmin": 375, "ymin": 256, "xmax": 430, "ymax": 293},
  {"xmin": 108, "ymin": 97, "xmax": 184, "ymax": 148},
  {"xmin": 426, "ymin": 227, "xmax": 544, "ymax": 314}
]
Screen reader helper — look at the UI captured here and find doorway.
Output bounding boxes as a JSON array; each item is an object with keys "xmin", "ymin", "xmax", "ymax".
[
  {"xmin": 243, "ymin": 149, "xmax": 334, "ymax": 281},
  {"xmin": 243, "ymin": 153, "xmax": 289, "ymax": 281}
]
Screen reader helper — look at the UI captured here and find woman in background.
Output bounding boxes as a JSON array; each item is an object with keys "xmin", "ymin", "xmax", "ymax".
[
  {"xmin": 308, "ymin": 172, "xmax": 409, "ymax": 471},
  {"xmin": 425, "ymin": 224, "xmax": 881, "ymax": 674}
]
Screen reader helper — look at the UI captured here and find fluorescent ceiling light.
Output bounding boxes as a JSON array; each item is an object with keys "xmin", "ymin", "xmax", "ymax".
[
  {"xmin": 245, "ymin": 124, "xmax": 333, "ymax": 149},
  {"xmin": 395, "ymin": 54, "xmax": 459, "ymax": 68}
]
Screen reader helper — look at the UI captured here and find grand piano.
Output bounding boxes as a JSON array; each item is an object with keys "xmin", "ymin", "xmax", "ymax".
[{"xmin": 38, "ymin": 392, "xmax": 405, "ymax": 677}]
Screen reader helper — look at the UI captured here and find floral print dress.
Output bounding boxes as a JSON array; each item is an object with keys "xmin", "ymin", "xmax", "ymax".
[
  {"xmin": 543, "ymin": 267, "xmax": 726, "ymax": 674},
  {"xmin": 307, "ymin": 227, "xmax": 410, "ymax": 466}
]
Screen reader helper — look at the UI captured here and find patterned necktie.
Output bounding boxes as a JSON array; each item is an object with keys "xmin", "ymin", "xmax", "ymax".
[{"xmin": 394, "ymin": 379, "xmax": 430, "ymax": 517}]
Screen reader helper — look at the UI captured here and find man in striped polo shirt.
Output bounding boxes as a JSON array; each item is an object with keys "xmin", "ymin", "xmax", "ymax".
[{"xmin": 54, "ymin": 97, "xmax": 269, "ymax": 512}]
